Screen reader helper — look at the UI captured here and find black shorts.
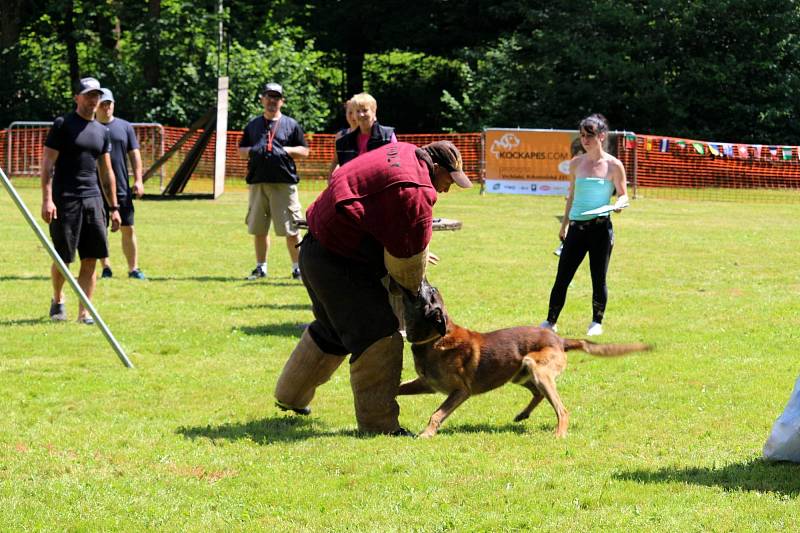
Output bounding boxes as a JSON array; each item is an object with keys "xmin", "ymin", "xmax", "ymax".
[
  {"xmin": 50, "ymin": 196, "xmax": 109, "ymax": 263},
  {"xmin": 105, "ymin": 196, "xmax": 135, "ymax": 227}
]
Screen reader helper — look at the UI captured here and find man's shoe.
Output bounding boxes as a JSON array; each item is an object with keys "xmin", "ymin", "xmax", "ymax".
[
  {"xmin": 586, "ymin": 322, "xmax": 604, "ymax": 336},
  {"xmin": 539, "ymin": 320, "xmax": 558, "ymax": 333},
  {"xmin": 291, "ymin": 266, "xmax": 302, "ymax": 281},
  {"xmin": 101, "ymin": 266, "xmax": 113, "ymax": 279},
  {"xmin": 128, "ymin": 269, "xmax": 146, "ymax": 280},
  {"xmin": 77, "ymin": 316, "xmax": 95, "ymax": 326},
  {"xmin": 276, "ymin": 401, "xmax": 311, "ymax": 416},
  {"xmin": 49, "ymin": 300, "xmax": 67, "ymax": 322},
  {"xmin": 246, "ymin": 267, "xmax": 267, "ymax": 280}
]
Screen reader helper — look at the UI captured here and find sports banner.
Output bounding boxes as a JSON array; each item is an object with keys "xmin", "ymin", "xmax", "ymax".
[{"xmin": 483, "ymin": 128, "xmax": 577, "ymax": 195}]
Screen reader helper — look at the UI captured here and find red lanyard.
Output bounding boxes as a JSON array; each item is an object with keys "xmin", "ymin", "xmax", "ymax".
[{"xmin": 267, "ymin": 116, "xmax": 280, "ymax": 152}]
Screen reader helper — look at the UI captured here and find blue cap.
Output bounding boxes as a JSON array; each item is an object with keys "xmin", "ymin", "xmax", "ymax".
[{"xmin": 99, "ymin": 88, "xmax": 115, "ymax": 103}]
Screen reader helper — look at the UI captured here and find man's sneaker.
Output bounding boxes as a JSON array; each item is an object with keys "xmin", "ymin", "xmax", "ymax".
[
  {"xmin": 77, "ymin": 316, "xmax": 95, "ymax": 326},
  {"xmin": 49, "ymin": 300, "xmax": 67, "ymax": 322},
  {"xmin": 128, "ymin": 269, "xmax": 146, "ymax": 280},
  {"xmin": 539, "ymin": 320, "xmax": 558, "ymax": 333},
  {"xmin": 246, "ymin": 267, "xmax": 267, "ymax": 280},
  {"xmin": 276, "ymin": 401, "xmax": 311, "ymax": 416},
  {"xmin": 291, "ymin": 266, "xmax": 302, "ymax": 281},
  {"xmin": 101, "ymin": 266, "xmax": 113, "ymax": 279},
  {"xmin": 586, "ymin": 322, "xmax": 604, "ymax": 336}
]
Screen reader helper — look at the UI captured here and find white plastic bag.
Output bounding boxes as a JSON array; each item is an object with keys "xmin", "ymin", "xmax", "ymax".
[{"xmin": 763, "ymin": 375, "xmax": 800, "ymax": 462}]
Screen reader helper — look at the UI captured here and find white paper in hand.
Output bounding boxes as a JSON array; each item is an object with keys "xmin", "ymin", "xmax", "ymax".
[{"xmin": 580, "ymin": 205, "xmax": 616, "ymax": 216}]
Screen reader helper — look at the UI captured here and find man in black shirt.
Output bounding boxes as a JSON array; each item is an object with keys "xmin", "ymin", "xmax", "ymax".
[
  {"xmin": 238, "ymin": 82, "xmax": 309, "ymax": 281},
  {"xmin": 40, "ymin": 77, "xmax": 122, "ymax": 324},
  {"xmin": 95, "ymin": 88, "xmax": 146, "ymax": 280}
]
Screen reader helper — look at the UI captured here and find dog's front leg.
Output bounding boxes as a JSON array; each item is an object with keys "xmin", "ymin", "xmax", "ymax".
[
  {"xmin": 398, "ymin": 378, "xmax": 435, "ymax": 395},
  {"xmin": 419, "ymin": 389, "xmax": 470, "ymax": 438}
]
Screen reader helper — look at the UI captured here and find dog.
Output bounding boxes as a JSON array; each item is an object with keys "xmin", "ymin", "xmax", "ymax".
[{"xmin": 398, "ymin": 281, "xmax": 650, "ymax": 438}]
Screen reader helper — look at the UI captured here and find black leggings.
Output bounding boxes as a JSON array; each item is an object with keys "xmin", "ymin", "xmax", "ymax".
[{"xmin": 547, "ymin": 217, "xmax": 614, "ymax": 324}]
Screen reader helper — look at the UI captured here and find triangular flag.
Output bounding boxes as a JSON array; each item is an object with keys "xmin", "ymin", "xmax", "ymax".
[
  {"xmin": 692, "ymin": 142, "xmax": 705, "ymax": 155},
  {"xmin": 708, "ymin": 144, "xmax": 720, "ymax": 157},
  {"xmin": 677, "ymin": 140, "xmax": 687, "ymax": 149},
  {"xmin": 737, "ymin": 145, "xmax": 749, "ymax": 158},
  {"xmin": 659, "ymin": 139, "xmax": 669, "ymax": 152},
  {"xmin": 782, "ymin": 147, "xmax": 793, "ymax": 160},
  {"xmin": 769, "ymin": 146, "xmax": 778, "ymax": 158},
  {"xmin": 754, "ymin": 145, "xmax": 762, "ymax": 158},
  {"xmin": 645, "ymin": 138, "xmax": 653, "ymax": 151},
  {"xmin": 722, "ymin": 143, "xmax": 733, "ymax": 157}
]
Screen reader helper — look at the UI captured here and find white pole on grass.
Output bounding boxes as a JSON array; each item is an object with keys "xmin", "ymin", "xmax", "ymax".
[{"xmin": 0, "ymin": 167, "xmax": 134, "ymax": 369}]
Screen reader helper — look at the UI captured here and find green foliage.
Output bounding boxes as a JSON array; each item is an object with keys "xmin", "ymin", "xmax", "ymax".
[
  {"xmin": 2, "ymin": 181, "xmax": 800, "ymax": 529},
  {"xmin": 364, "ymin": 51, "xmax": 468, "ymax": 133}
]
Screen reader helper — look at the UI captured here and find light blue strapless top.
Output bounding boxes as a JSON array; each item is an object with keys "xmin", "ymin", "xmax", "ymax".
[{"xmin": 569, "ymin": 177, "xmax": 616, "ymax": 221}]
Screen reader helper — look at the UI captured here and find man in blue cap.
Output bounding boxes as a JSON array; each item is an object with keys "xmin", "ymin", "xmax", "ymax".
[{"xmin": 95, "ymin": 87, "xmax": 146, "ymax": 280}]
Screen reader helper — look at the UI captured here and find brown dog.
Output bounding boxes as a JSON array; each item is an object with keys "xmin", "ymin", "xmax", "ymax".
[{"xmin": 398, "ymin": 282, "xmax": 650, "ymax": 438}]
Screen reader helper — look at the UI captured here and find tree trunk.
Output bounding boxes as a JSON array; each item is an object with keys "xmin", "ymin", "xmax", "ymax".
[
  {"xmin": 345, "ymin": 49, "xmax": 364, "ymax": 97},
  {"xmin": 64, "ymin": 1, "xmax": 81, "ymax": 87},
  {"xmin": 0, "ymin": 0, "xmax": 23, "ymax": 49},
  {"xmin": 143, "ymin": 0, "xmax": 161, "ymax": 88}
]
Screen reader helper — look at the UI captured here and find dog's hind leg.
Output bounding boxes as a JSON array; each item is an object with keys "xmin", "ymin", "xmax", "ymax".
[
  {"xmin": 513, "ymin": 381, "xmax": 545, "ymax": 423},
  {"xmin": 522, "ymin": 357, "xmax": 569, "ymax": 437},
  {"xmin": 398, "ymin": 378, "xmax": 435, "ymax": 395},
  {"xmin": 419, "ymin": 389, "xmax": 470, "ymax": 438}
]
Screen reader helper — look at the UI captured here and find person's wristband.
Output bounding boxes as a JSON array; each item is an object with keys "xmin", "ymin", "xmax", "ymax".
[{"xmin": 109, "ymin": 205, "xmax": 120, "ymax": 212}]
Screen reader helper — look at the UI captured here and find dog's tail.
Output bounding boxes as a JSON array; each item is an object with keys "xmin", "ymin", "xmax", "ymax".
[{"xmin": 562, "ymin": 338, "xmax": 651, "ymax": 357}]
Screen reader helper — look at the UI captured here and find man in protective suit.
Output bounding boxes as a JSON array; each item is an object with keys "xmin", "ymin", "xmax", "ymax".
[{"xmin": 274, "ymin": 140, "xmax": 472, "ymax": 434}]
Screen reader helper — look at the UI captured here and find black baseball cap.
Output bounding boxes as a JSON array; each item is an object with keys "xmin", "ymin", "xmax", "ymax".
[{"xmin": 73, "ymin": 77, "xmax": 102, "ymax": 96}]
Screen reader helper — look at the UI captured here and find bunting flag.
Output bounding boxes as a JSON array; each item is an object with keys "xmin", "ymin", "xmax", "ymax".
[
  {"xmin": 645, "ymin": 138, "xmax": 653, "ymax": 151},
  {"xmin": 659, "ymin": 139, "xmax": 669, "ymax": 152},
  {"xmin": 782, "ymin": 147, "xmax": 793, "ymax": 160},
  {"xmin": 625, "ymin": 133, "xmax": 636, "ymax": 149},
  {"xmin": 754, "ymin": 145, "xmax": 762, "ymax": 159},
  {"xmin": 722, "ymin": 144, "xmax": 733, "ymax": 157},
  {"xmin": 769, "ymin": 146, "xmax": 778, "ymax": 158},
  {"xmin": 737, "ymin": 145, "xmax": 749, "ymax": 158},
  {"xmin": 692, "ymin": 142, "xmax": 705, "ymax": 155},
  {"xmin": 676, "ymin": 140, "xmax": 687, "ymax": 150},
  {"xmin": 708, "ymin": 144, "xmax": 721, "ymax": 157}
]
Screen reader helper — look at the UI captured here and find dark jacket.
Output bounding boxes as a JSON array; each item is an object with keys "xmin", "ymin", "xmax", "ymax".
[{"xmin": 335, "ymin": 121, "xmax": 395, "ymax": 167}]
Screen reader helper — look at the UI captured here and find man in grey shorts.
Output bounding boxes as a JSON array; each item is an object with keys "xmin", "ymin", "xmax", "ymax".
[
  {"xmin": 40, "ymin": 77, "xmax": 122, "ymax": 324},
  {"xmin": 238, "ymin": 82, "xmax": 309, "ymax": 280}
]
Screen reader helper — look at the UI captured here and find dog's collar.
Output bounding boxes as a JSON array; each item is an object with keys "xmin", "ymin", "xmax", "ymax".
[{"xmin": 408, "ymin": 332, "xmax": 443, "ymax": 346}]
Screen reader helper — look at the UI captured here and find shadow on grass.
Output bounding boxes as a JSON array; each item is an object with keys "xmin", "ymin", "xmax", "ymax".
[
  {"xmin": 229, "ymin": 303, "xmax": 310, "ymax": 311},
  {"xmin": 177, "ymin": 415, "xmax": 363, "ymax": 444},
  {"xmin": 235, "ymin": 322, "xmax": 307, "ymax": 337},
  {"xmin": 615, "ymin": 458, "xmax": 800, "ymax": 496},
  {"xmin": 436, "ymin": 421, "xmax": 533, "ymax": 436},
  {"xmin": 0, "ymin": 275, "xmax": 49, "ymax": 281},
  {"xmin": 0, "ymin": 317, "xmax": 47, "ymax": 326}
]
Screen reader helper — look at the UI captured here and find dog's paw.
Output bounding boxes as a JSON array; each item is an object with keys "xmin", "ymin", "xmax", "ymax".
[{"xmin": 513, "ymin": 413, "xmax": 529, "ymax": 423}]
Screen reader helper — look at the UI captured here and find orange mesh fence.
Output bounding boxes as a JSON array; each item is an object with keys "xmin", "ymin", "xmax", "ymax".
[
  {"xmin": 4, "ymin": 123, "xmax": 796, "ymax": 202},
  {"xmin": 617, "ymin": 134, "xmax": 800, "ymax": 202}
]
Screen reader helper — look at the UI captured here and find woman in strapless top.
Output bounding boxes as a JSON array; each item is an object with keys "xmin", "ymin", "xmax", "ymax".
[{"xmin": 540, "ymin": 113, "xmax": 629, "ymax": 337}]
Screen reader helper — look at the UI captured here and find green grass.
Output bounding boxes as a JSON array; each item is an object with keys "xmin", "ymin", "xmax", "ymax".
[{"xmin": 1, "ymin": 178, "xmax": 799, "ymax": 531}]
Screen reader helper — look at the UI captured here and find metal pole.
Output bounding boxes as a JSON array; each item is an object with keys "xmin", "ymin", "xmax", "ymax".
[{"xmin": 0, "ymin": 166, "xmax": 135, "ymax": 369}]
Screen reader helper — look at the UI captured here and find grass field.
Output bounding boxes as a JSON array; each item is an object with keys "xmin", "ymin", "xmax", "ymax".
[{"xmin": 1, "ymin": 178, "xmax": 799, "ymax": 531}]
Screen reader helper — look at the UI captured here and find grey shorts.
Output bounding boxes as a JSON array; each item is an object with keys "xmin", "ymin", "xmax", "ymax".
[{"xmin": 245, "ymin": 183, "xmax": 301, "ymax": 236}]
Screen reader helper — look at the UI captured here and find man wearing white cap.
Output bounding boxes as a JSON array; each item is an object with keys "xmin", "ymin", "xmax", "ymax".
[
  {"xmin": 95, "ymin": 88, "xmax": 146, "ymax": 280},
  {"xmin": 40, "ymin": 77, "xmax": 122, "ymax": 324}
]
